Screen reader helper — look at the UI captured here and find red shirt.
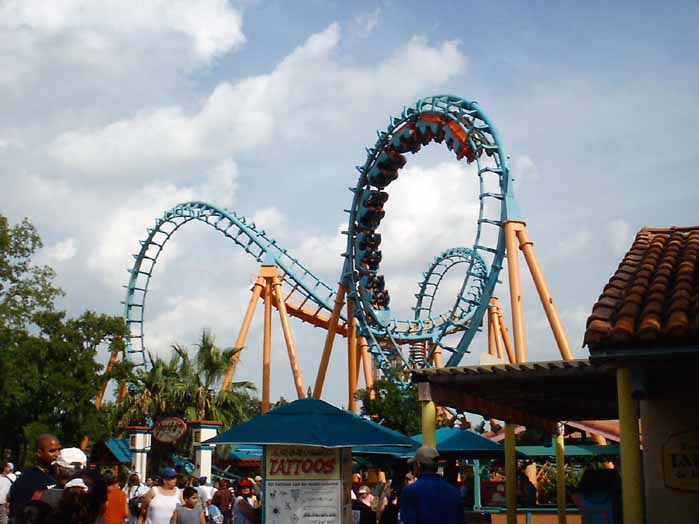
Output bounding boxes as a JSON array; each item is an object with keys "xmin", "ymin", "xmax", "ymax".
[{"xmin": 105, "ymin": 486, "xmax": 128, "ymax": 524}]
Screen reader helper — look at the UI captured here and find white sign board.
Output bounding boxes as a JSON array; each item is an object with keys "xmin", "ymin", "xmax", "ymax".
[{"xmin": 264, "ymin": 479, "xmax": 342, "ymax": 524}]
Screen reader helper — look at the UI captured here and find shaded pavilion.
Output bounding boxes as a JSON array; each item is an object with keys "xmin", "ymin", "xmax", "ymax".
[{"xmin": 412, "ymin": 226, "xmax": 699, "ymax": 524}]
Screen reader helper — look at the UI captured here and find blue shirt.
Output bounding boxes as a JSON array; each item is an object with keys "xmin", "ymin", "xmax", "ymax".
[{"xmin": 399, "ymin": 473, "xmax": 463, "ymax": 524}]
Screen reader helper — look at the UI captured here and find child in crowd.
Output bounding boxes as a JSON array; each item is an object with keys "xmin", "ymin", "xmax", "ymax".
[{"xmin": 171, "ymin": 487, "xmax": 205, "ymax": 524}]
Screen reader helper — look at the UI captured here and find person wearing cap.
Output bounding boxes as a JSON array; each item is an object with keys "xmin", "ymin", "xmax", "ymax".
[
  {"xmin": 9, "ymin": 433, "xmax": 61, "ymax": 523},
  {"xmin": 39, "ymin": 447, "xmax": 88, "ymax": 510},
  {"xmin": 138, "ymin": 468, "xmax": 182, "ymax": 524},
  {"xmin": 352, "ymin": 486, "xmax": 376, "ymax": 524},
  {"xmin": 232, "ymin": 479, "xmax": 258, "ymax": 524},
  {"xmin": 399, "ymin": 446, "xmax": 463, "ymax": 524}
]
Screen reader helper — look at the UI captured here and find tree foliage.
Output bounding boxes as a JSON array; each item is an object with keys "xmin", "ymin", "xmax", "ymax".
[
  {"xmin": 0, "ymin": 215, "xmax": 127, "ymax": 464},
  {"xmin": 117, "ymin": 329, "xmax": 260, "ymax": 430},
  {"xmin": 356, "ymin": 365, "xmax": 421, "ymax": 436},
  {"xmin": 0, "ymin": 216, "xmax": 62, "ymax": 329}
]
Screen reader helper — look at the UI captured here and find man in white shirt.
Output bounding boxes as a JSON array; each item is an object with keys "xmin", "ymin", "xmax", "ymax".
[{"xmin": 0, "ymin": 462, "xmax": 14, "ymax": 524}]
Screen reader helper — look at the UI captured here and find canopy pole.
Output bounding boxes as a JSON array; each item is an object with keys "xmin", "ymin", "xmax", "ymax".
[
  {"xmin": 617, "ymin": 367, "xmax": 644, "ymax": 524},
  {"xmin": 555, "ymin": 422, "xmax": 567, "ymax": 524},
  {"xmin": 473, "ymin": 459, "xmax": 482, "ymax": 511},
  {"xmin": 418, "ymin": 383, "xmax": 436, "ymax": 449},
  {"xmin": 505, "ymin": 422, "xmax": 517, "ymax": 524}
]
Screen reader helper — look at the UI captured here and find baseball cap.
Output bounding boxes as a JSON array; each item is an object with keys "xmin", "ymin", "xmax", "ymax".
[
  {"xmin": 408, "ymin": 445, "xmax": 440, "ymax": 465},
  {"xmin": 357, "ymin": 485, "xmax": 371, "ymax": 494},
  {"xmin": 238, "ymin": 478, "xmax": 253, "ymax": 487},
  {"xmin": 56, "ymin": 448, "xmax": 87, "ymax": 469},
  {"xmin": 253, "ymin": 475, "xmax": 262, "ymax": 483},
  {"xmin": 64, "ymin": 478, "xmax": 89, "ymax": 491},
  {"xmin": 161, "ymin": 467, "xmax": 178, "ymax": 479}
]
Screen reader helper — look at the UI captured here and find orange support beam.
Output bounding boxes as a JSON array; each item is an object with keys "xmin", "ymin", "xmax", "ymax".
[
  {"xmin": 96, "ymin": 339, "xmax": 123, "ymax": 411},
  {"xmin": 314, "ymin": 284, "xmax": 347, "ymax": 398},
  {"xmin": 223, "ymin": 276, "xmax": 265, "ymax": 391},
  {"xmin": 272, "ymin": 276, "xmax": 306, "ymax": 399},
  {"xmin": 262, "ymin": 279, "xmax": 273, "ymax": 413},
  {"xmin": 505, "ymin": 221, "xmax": 527, "ymax": 363},
  {"xmin": 359, "ymin": 337, "xmax": 375, "ymax": 400},
  {"xmin": 347, "ymin": 300, "xmax": 358, "ymax": 413},
  {"xmin": 516, "ymin": 227, "xmax": 574, "ymax": 361},
  {"xmin": 494, "ymin": 299, "xmax": 516, "ymax": 364},
  {"xmin": 488, "ymin": 305, "xmax": 497, "ymax": 356}
]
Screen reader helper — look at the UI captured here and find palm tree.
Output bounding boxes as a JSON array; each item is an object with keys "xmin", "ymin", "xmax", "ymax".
[{"xmin": 117, "ymin": 329, "xmax": 259, "ymax": 430}]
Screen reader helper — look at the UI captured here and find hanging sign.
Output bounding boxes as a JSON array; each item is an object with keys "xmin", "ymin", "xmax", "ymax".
[
  {"xmin": 264, "ymin": 446, "xmax": 343, "ymax": 524},
  {"xmin": 663, "ymin": 429, "xmax": 699, "ymax": 492},
  {"xmin": 153, "ymin": 417, "xmax": 188, "ymax": 444}
]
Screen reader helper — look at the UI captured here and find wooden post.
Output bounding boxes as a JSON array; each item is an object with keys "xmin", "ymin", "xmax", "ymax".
[
  {"xmin": 314, "ymin": 284, "xmax": 347, "ymax": 398},
  {"xmin": 504, "ymin": 221, "xmax": 527, "ymax": 363},
  {"xmin": 516, "ymin": 227, "xmax": 574, "ymax": 361},
  {"xmin": 505, "ymin": 423, "xmax": 517, "ymax": 524},
  {"xmin": 617, "ymin": 368, "xmax": 644, "ymax": 524}
]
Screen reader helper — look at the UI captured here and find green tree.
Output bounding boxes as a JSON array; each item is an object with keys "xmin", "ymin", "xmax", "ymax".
[
  {"xmin": 356, "ymin": 365, "xmax": 422, "ymax": 436},
  {"xmin": 0, "ymin": 216, "xmax": 62, "ymax": 329},
  {"xmin": 0, "ymin": 214, "xmax": 127, "ymax": 464}
]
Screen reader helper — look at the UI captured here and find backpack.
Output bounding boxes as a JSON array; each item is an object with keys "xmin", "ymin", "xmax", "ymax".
[{"xmin": 128, "ymin": 495, "xmax": 144, "ymax": 517}]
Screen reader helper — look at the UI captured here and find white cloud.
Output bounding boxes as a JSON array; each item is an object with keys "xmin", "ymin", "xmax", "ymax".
[
  {"xmin": 48, "ymin": 24, "xmax": 466, "ymax": 179},
  {"xmin": 86, "ymin": 159, "xmax": 239, "ymax": 287},
  {"xmin": 354, "ymin": 8, "xmax": 381, "ymax": 38},
  {"xmin": 608, "ymin": 218, "xmax": 634, "ymax": 256},
  {"xmin": 510, "ymin": 155, "xmax": 540, "ymax": 185},
  {"xmin": 556, "ymin": 226, "xmax": 592, "ymax": 257},
  {"xmin": 0, "ymin": 0, "xmax": 245, "ymax": 64},
  {"xmin": 45, "ymin": 237, "xmax": 77, "ymax": 262}
]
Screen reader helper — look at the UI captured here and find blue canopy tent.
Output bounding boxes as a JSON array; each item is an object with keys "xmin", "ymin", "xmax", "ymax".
[
  {"xmin": 206, "ymin": 398, "xmax": 416, "ymax": 449},
  {"xmin": 413, "ymin": 427, "xmax": 506, "ymax": 459}
]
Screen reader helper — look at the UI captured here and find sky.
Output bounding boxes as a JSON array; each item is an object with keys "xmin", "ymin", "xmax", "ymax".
[{"xmin": 2, "ymin": 0, "xmax": 698, "ymax": 410}]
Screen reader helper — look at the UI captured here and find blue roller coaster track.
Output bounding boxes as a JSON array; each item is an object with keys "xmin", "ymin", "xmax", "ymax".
[{"xmin": 124, "ymin": 94, "xmax": 519, "ymax": 378}]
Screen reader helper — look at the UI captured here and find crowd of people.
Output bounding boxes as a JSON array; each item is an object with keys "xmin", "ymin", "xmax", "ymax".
[
  {"xmin": 0, "ymin": 434, "xmax": 465, "ymax": 524},
  {"xmin": 0, "ymin": 434, "xmax": 263, "ymax": 524},
  {"xmin": 351, "ymin": 445, "xmax": 462, "ymax": 524}
]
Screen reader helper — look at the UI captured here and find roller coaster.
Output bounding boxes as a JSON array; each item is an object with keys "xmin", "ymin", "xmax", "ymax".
[{"xmin": 101, "ymin": 95, "xmax": 574, "ymax": 414}]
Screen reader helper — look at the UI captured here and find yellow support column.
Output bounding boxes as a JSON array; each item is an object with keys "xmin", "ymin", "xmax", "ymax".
[
  {"xmin": 418, "ymin": 383, "xmax": 436, "ymax": 449},
  {"xmin": 617, "ymin": 368, "xmax": 644, "ymax": 524},
  {"xmin": 505, "ymin": 423, "xmax": 517, "ymax": 524},
  {"xmin": 555, "ymin": 423, "xmax": 567, "ymax": 524}
]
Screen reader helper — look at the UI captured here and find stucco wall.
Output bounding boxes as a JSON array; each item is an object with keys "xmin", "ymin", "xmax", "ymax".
[{"xmin": 641, "ymin": 388, "xmax": 699, "ymax": 524}]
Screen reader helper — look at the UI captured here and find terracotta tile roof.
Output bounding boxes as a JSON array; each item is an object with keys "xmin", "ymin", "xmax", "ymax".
[{"xmin": 584, "ymin": 227, "xmax": 699, "ymax": 351}]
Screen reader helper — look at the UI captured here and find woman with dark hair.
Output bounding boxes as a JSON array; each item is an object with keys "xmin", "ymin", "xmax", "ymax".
[{"xmin": 48, "ymin": 474, "xmax": 107, "ymax": 524}]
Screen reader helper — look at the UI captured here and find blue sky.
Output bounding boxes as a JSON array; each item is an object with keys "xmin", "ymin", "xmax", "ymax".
[{"xmin": 1, "ymin": 0, "xmax": 698, "ymax": 411}]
